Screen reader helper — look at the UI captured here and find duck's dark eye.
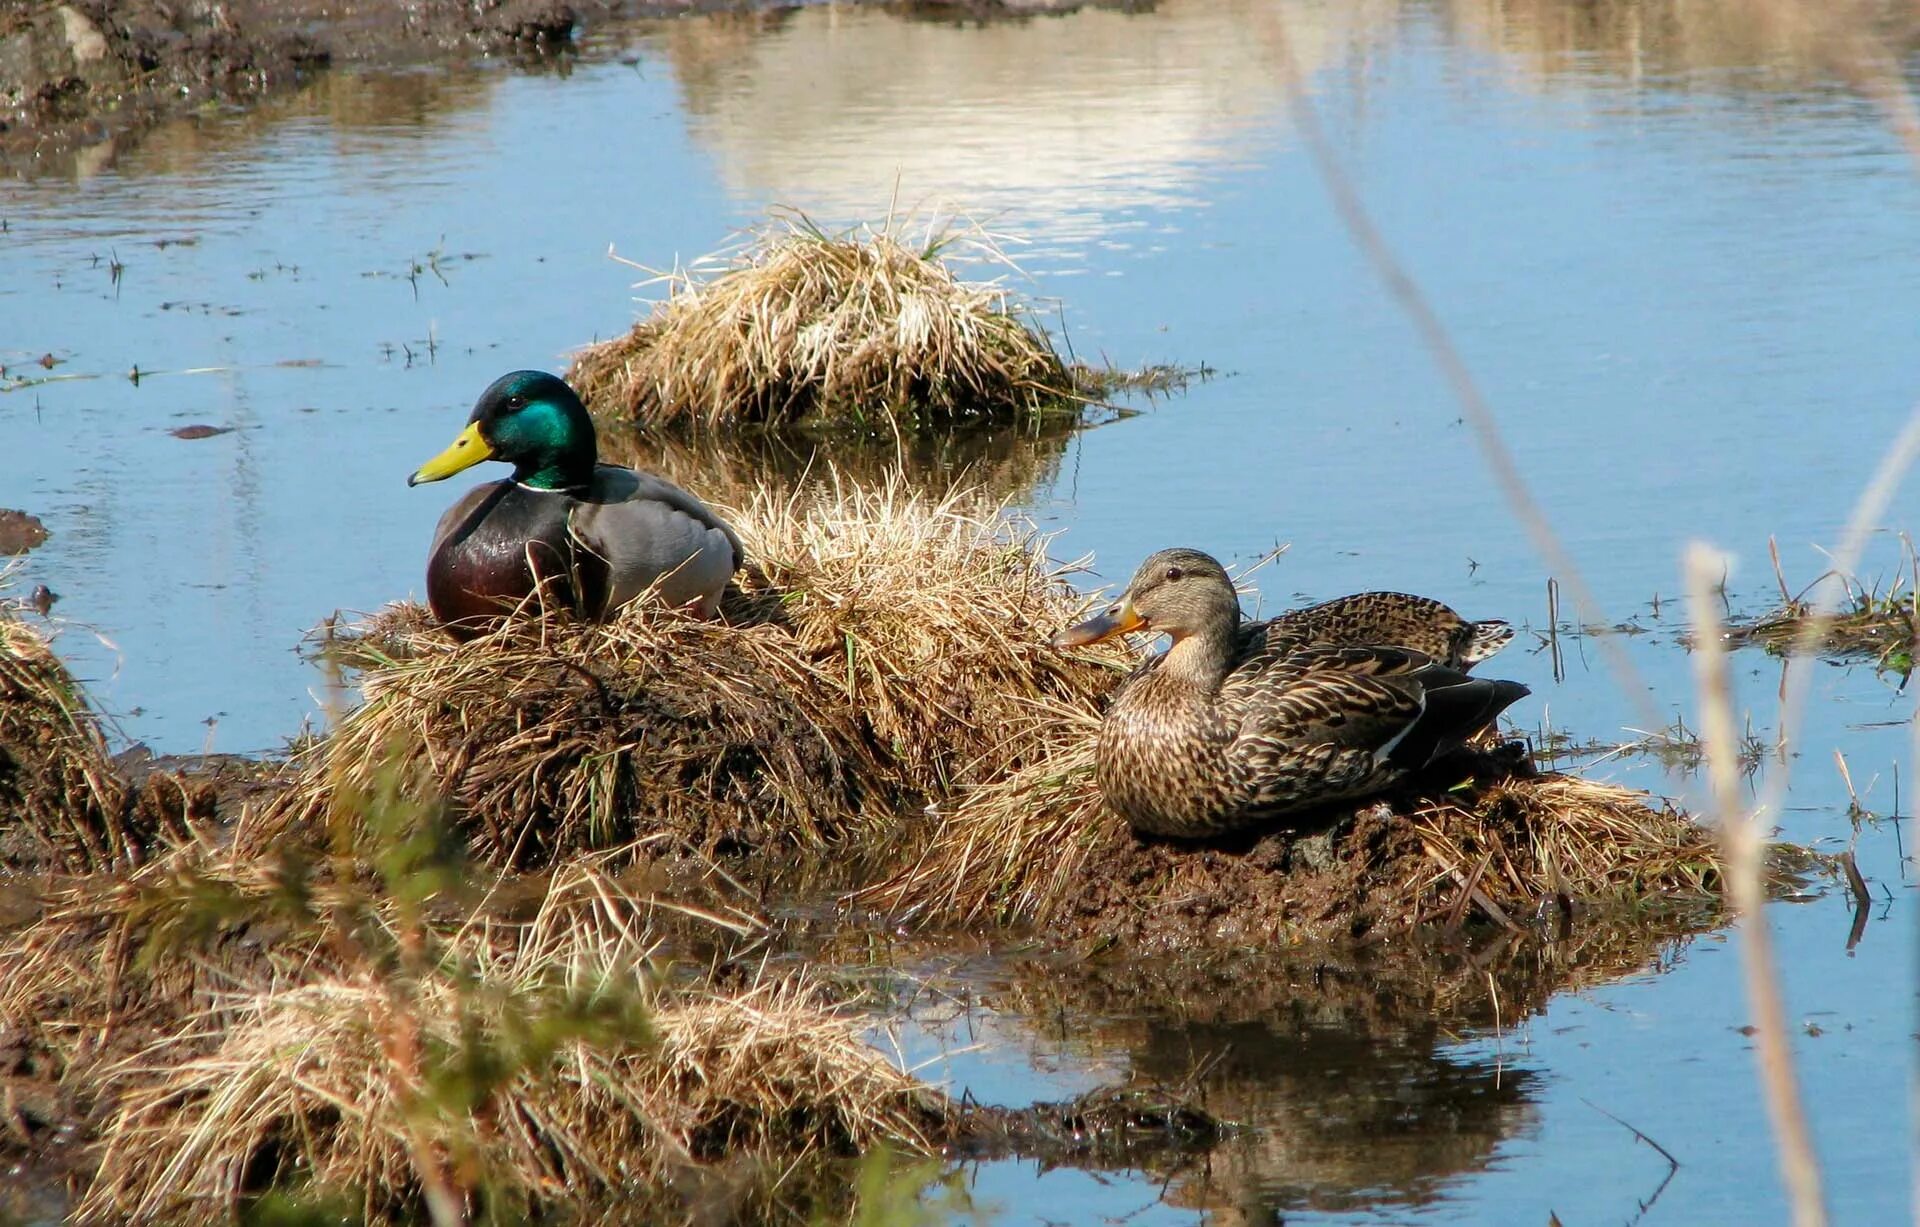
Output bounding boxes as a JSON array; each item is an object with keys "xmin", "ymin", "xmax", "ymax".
[
  {"xmin": 1164, "ymin": 565, "xmax": 1184, "ymax": 582},
  {"xmin": 505, "ymin": 394, "xmax": 528, "ymax": 410}
]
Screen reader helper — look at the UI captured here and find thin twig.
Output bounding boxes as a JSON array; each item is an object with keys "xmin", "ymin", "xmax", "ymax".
[
  {"xmin": 1686, "ymin": 545, "xmax": 1828, "ymax": 1227},
  {"xmin": 1581, "ymin": 1097, "xmax": 1680, "ymax": 1226},
  {"xmin": 1263, "ymin": 14, "xmax": 1661, "ymax": 731}
]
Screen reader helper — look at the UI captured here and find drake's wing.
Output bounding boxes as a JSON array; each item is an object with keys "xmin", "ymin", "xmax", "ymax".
[{"xmin": 569, "ymin": 467, "xmax": 743, "ymax": 612}]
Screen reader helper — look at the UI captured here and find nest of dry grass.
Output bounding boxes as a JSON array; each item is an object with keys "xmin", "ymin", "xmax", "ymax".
[
  {"xmin": 568, "ymin": 212, "xmax": 1077, "ymax": 432},
  {"xmin": 261, "ymin": 478, "xmax": 1132, "ymax": 870},
  {"xmin": 0, "ymin": 610, "xmax": 136, "ymax": 871},
  {"xmin": 865, "ymin": 717, "xmax": 1768, "ymax": 949}
]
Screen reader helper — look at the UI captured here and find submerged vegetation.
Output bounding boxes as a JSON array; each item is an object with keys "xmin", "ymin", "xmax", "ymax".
[{"xmin": 567, "ymin": 212, "xmax": 1083, "ymax": 433}]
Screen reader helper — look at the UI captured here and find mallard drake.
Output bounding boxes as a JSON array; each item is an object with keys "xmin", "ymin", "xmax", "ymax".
[
  {"xmin": 1052, "ymin": 548, "xmax": 1528, "ymax": 838},
  {"xmin": 408, "ymin": 370, "xmax": 742, "ymax": 641}
]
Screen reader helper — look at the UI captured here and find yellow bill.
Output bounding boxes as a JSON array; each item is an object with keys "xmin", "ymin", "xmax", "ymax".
[
  {"xmin": 408, "ymin": 421, "xmax": 493, "ymax": 486},
  {"xmin": 1051, "ymin": 597, "xmax": 1147, "ymax": 648}
]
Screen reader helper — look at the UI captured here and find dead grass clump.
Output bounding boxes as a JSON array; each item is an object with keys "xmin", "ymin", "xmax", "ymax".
[
  {"xmin": 262, "ymin": 605, "xmax": 888, "ymax": 869},
  {"xmin": 567, "ymin": 212, "xmax": 1077, "ymax": 431},
  {"xmin": 1728, "ymin": 582, "xmax": 1917, "ymax": 676},
  {"xmin": 0, "ymin": 841, "xmax": 335, "ymax": 1085},
  {"xmin": 869, "ymin": 730, "xmax": 1769, "ymax": 949},
  {"xmin": 263, "ymin": 478, "xmax": 1133, "ymax": 870},
  {"xmin": 0, "ymin": 611, "xmax": 133, "ymax": 871},
  {"xmin": 80, "ymin": 863, "xmax": 947, "ymax": 1226},
  {"xmin": 84, "ymin": 979, "xmax": 944, "ymax": 1224},
  {"xmin": 735, "ymin": 477, "xmax": 1128, "ymax": 797}
]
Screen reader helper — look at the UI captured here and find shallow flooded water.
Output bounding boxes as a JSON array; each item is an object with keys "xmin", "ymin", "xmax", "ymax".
[{"xmin": 2, "ymin": 0, "xmax": 1913, "ymax": 1221}]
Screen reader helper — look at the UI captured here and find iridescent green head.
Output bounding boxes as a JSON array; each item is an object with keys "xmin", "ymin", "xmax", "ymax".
[{"xmin": 408, "ymin": 370, "xmax": 598, "ymax": 491}]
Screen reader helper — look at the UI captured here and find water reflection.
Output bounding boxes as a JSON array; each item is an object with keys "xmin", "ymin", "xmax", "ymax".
[
  {"xmin": 15, "ymin": 64, "xmax": 501, "ymax": 185},
  {"xmin": 1438, "ymin": 0, "xmax": 1920, "ymax": 95},
  {"xmin": 955, "ymin": 922, "xmax": 1700, "ymax": 1220},
  {"xmin": 595, "ymin": 416, "xmax": 1088, "ymax": 509},
  {"xmin": 639, "ymin": 1, "xmax": 1360, "ymax": 249},
  {"xmin": 632, "ymin": 0, "xmax": 1920, "ymax": 248}
]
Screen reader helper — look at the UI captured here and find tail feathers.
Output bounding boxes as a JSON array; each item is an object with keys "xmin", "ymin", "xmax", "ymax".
[
  {"xmin": 1463, "ymin": 619, "xmax": 1515, "ymax": 665},
  {"xmin": 1387, "ymin": 676, "xmax": 1530, "ymax": 771}
]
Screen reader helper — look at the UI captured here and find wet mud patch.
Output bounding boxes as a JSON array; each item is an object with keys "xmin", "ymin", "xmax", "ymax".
[
  {"xmin": 0, "ymin": 508, "xmax": 48, "ymax": 554},
  {"xmin": 1, "ymin": 0, "xmax": 579, "ymax": 174}
]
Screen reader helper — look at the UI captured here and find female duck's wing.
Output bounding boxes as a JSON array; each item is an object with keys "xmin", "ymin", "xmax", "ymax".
[
  {"xmin": 1255, "ymin": 593, "xmax": 1512, "ymax": 669},
  {"xmin": 1222, "ymin": 645, "xmax": 1529, "ymax": 812},
  {"xmin": 568, "ymin": 467, "xmax": 743, "ymax": 615}
]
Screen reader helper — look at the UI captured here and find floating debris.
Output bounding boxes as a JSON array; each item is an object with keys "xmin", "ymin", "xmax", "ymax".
[{"xmin": 167, "ymin": 424, "xmax": 233, "ymax": 440}]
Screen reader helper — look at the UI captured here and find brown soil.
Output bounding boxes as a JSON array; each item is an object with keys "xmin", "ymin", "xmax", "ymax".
[
  {"xmin": 0, "ymin": 0, "xmax": 1110, "ymax": 176},
  {"xmin": 1, "ymin": 0, "xmax": 585, "ymax": 174},
  {"xmin": 1049, "ymin": 780, "xmax": 1533, "ymax": 950},
  {"xmin": 0, "ymin": 508, "xmax": 48, "ymax": 554}
]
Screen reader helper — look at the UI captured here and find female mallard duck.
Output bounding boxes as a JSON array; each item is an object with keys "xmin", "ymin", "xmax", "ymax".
[
  {"xmin": 1052, "ymin": 548, "xmax": 1529, "ymax": 838},
  {"xmin": 408, "ymin": 370, "xmax": 742, "ymax": 640}
]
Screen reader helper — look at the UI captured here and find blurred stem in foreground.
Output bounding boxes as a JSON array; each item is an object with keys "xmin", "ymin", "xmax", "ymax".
[{"xmin": 1685, "ymin": 544, "xmax": 1827, "ymax": 1227}]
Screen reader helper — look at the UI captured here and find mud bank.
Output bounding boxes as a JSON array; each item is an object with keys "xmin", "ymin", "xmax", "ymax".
[
  {"xmin": 0, "ymin": 0, "xmax": 1121, "ymax": 176},
  {"xmin": 1, "ymin": 0, "xmax": 580, "ymax": 175}
]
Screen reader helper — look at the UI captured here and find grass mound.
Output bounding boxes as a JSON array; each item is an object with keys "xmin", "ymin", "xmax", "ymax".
[
  {"xmin": 82, "ymin": 973, "xmax": 943, "ymax": 1224},
  {"xmin": 20, "ymin": 847, "xmax": 945, "ymax": 1225},
  {"xmin": 567, "ymin": 212, "xmax": 1078, "ymax": 432},
  {"xmin": 0, "ymin": 610, "xmax": 133, "ymax": 870},
  {"xmin": 267, "ymin": 478, "xmax": 1131, "ymax": 870},
  {"xmin": 867, "ymin": 717, "xmax": 1763, "ymax": 949}
]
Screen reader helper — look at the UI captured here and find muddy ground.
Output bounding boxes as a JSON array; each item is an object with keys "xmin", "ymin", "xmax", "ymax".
[
  {"xmin": 0, "ymin": 0, "xmax": 579, "ymax": 172},
  {"xmin": 0, "ymin": 0, "xmax": 1099, "ymax": 176}
]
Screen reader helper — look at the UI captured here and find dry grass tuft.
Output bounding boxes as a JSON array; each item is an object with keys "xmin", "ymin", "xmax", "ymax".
[
  {"xmin": 266, "ymin": 477, "xmax": 1132, "ymax": 870},
  {"xmin": 78, "ymin": 859, "xmax": 947, "ymax": 1225},
  {"xmin": 567, "ymin": 211, "xmax": 1077, "ymax": 432},
  {"xmin": 869, "ymin": 724, "xmax": 1767, "ymax": 949},
  {"xmin": 1728, "ymin": 573, "xmax": 1917, "ymax": 676},
  {"xmin": 0, "ymin": 609, "xmax": 135, "ymax": 871},
  {"xmin": 0, "ymin": 839, "xmax": 345, "ymax": 1089}
]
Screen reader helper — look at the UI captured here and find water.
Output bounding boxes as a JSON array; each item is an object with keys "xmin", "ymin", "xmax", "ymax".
[{"xmin": 1, "ymin": 1, "xmax": 1913, "ymax": 1221}]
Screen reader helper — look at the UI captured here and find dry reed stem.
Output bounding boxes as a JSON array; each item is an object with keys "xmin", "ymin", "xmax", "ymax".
[
  {"xmin": 1261, "ymin": 11, "xmax": 1663, "ymax": 734},
  {"xmin": 568, "ymin": 211, "xmax": 1074, "ymax": 431},
  {"xmin": 1686, "ymin": 545, "xmax": 1828, "ymax": 1227},
  {"xmin": 256, "ymin": 477, "xmax": 1132, "ymax": 870}
]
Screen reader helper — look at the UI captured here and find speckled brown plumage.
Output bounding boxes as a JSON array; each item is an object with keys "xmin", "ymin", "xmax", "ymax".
[
  {"xmin": 1258, "ymin": 591, "xmax": 1512, "ymax": 669},
  {"xmin": 1054, "ymin": 548, "xmax": 1529, "ymax": 839}
]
